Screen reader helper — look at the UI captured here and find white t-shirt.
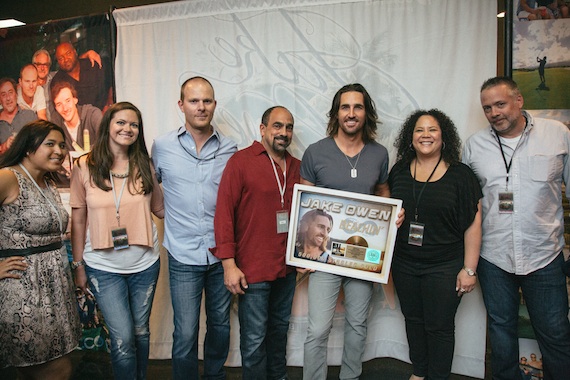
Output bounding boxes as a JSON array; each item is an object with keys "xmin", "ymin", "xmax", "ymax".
[
  {"xmin": 17, "ymin": 86, "xmax": 46, "ymax": 113},
  {"xmin": 83, "ymin": 221, "xmax": 160, "ymax": 274}
]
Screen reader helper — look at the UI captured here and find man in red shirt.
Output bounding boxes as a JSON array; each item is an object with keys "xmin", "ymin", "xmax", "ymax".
[{"xmin": 212, "ymin": 106, "xmax": 299, "ymax": 379}]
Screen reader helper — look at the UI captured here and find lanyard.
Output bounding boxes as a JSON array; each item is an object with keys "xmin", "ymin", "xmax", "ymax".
[
  {"xmin": 494, "ymin": 130, "xmax": 525, "ymax": 191},
  {"xmin": 269, "ymin": 154, "xmax": 287, "ymax": 208},
  {"xmin": 19, "ymin": 163, "xmax": 63, "ymax": 236},
  {"xmin": 412, "ymin": 155, "xmax": 442, "ymax": 222},
  {"xmin": 110, "ymin": 172, "xmax": 128, "ymax": 226}
]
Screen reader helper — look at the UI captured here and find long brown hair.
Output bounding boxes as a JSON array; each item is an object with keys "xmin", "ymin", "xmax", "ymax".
[
  {"xmin": 83, "ymin": 102, "xmax": 154, "ymax": 194},
  {"xmin": 326, "ymin": 83, "xmax": 379, "ymax": 143}
]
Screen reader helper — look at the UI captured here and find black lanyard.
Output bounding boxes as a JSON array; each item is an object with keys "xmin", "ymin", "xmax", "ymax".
[
  {"xmin": 412, "ymin": 155, "xmax": 442, "ymax": 222},
  {"xmin": 493, "ymin": 128, "xmax": 525, "ymax": 191}
]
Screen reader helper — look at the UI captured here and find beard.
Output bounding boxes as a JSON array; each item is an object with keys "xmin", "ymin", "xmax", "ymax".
[{"xmin": 272, "ymin": 136, "xmax": 290, "ymax": 152}]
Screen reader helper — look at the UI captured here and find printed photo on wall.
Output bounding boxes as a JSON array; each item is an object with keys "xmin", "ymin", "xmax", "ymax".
[
  {"xmin": 0, "ymin": 13, "xmax": 114, "ymax": 187},
  {"xmin": 512, "ymin": 15, "xmax": 570, "ymax": 116}
]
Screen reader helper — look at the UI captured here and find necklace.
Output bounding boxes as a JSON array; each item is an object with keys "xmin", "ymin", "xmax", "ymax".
[
  {"xmin": 111, "ymin": 171, "xmax": 129, "ymax": 178},
  {"xmin": 18, "ymin": 163, "xmax": 64, "ymax": 236},
  {"xmin": 412, "ymin": 155, "xmax": 442, "ymax": 222},
  {"xmin": 110, "ymin": 161, "xmax": 129, "ymax": 178},
  {"xmin": 344, "ymin": 147, "xmax": 364, "ymax": 178}
]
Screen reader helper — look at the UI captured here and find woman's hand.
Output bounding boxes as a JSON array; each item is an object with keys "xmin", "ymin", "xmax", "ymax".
[
  {"xmin": 0, "ymin": 256, "xmax": 28, "ymax": 280},
  {"xmin": 456, "ymin": 269, "xmax": 477, "ymax": 297},
  {"xmin": 74, "ymin": 265, "xmax": 89, "ymax": 293}
]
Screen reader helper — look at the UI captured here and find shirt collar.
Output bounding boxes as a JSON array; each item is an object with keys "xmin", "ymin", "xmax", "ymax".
[
  {"xmin": 177, "ymin": 125, "xmax": 222, "ymax": 159},
  {"xmin": 521, "ymin": 110, "xmax": 534, "ymax": 131}
]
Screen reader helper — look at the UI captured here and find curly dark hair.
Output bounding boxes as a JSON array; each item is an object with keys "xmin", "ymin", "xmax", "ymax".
[
  {"xmin": 394, "ymin": 109, "xmax": 462, "ymax": 165},
  {"xmin": 326, "ymin": 83, "xmax": 379, "ymax": 143}
]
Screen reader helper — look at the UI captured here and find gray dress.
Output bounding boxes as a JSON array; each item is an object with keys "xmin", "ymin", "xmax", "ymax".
[{"xmin": 0, "ymin": 169, "xmax": 80, "ymax": 368}]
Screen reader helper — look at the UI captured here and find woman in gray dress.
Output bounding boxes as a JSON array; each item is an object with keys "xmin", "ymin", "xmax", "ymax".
[{"xmin": 0, "ymin": 120, "xmax": 80, "ymax": 380}]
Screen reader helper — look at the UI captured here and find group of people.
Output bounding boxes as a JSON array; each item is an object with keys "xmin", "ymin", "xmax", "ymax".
[
  {"xmin": 1, "ymin": 74, "xmax": 570, "ymax": 380},
  {"xmin": 0, "ymin": 100, "xmax": 161, "ymax": 380},
  {"xmin": 520, "ymin": 354, "xmax": 543, "ymax": 379},
  {"xmin": 0, "ymin": 43, "xmax": 111, "ymax": 176}
]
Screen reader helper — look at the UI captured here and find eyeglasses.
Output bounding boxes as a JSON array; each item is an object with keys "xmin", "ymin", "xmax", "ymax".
[{"xmin": 33, "ymin": 62, "xmax": 50, "ymax": 68}]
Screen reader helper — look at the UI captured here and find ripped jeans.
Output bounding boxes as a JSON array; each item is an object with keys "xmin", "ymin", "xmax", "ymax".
[{"xmin": 86, "ymin": 259, "xmax": 160, "ymax": 380}]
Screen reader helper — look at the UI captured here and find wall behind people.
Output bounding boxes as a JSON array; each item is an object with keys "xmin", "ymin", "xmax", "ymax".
[
  {"xmin": 114, "ymin": 1, "xmax": 495, "ymax": 378},
  {"xmin": 113, "ymin": 0, "xmax": 495, "ymax": 161}
]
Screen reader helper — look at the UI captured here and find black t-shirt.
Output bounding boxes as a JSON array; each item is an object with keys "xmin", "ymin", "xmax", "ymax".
[{"xmin": 388, "ymin": 160, "xmax": 482, "ymax": 263}]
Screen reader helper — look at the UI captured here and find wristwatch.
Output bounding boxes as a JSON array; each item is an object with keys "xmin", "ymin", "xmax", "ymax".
[
  {"xmin": 463, "ymin": 266, "xmax": 477, "ymax": 276},
  {"xmin": 71, "ymin": 260, "xmax": 86, "ymax": 270}
]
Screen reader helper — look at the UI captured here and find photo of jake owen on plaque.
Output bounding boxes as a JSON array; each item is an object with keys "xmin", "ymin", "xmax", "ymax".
[{"xmin": 287, "ymin": 184, "xmax": 401, "ymax": 284}]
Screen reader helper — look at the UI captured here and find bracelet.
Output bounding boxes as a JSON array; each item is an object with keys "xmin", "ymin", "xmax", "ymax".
[{"xmin": 71, "ymin": 260, "xmax": 86, "ymax": 270}]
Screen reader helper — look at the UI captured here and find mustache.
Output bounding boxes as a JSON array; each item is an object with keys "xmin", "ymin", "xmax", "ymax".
[{"xmin": 275, "ymin": 136, "xmax": 290, "ymax": 143}]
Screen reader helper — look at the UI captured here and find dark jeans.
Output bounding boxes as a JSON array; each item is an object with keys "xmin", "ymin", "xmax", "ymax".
[
  {"xmin": 478, "ymin": 254, "xmax": 570, "ymax": 380},
  {"xmin": 238, "ymin": 271, "xmax": 296, "ymax": 380},
  {"xmin": 392, "ymin": 255, "xmax": 463, "ymax": 380},
  {"xmin": 168, "ymin": 255, "xmax": 231, "ymax": 380}
]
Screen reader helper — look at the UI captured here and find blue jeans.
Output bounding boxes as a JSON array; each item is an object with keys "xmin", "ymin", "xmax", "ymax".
[
  {"xmin": 85, "ymin": 259, "xmax": 160, "ymax": 380},
  {"xmin": 303, "ymin": 271, "xmax": 374, "ymax": 380},
  {"xmin": 478, "ymin": 254, "xmax": 570, "ymax": 380},
  {"xmin": 391, "ymin": 255, "xmax": 463, "ymax": 380},
  {"xmin": 169, "ymin": 254, "xmax": 231, "ymax": 380},
  {"xmin": 238, "ymin": 271, "xmax": 296, "ymax": 380}
]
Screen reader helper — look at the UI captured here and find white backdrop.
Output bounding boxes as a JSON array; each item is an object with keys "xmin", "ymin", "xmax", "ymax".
[{"xmin": 114, "ymin": 0, "xmax": 496, "ymax": 377}]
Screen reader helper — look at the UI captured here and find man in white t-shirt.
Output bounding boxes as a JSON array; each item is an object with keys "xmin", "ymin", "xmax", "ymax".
[{"xmin": 17, "ymin": 64, "xmax": 47, "ymax": 120}]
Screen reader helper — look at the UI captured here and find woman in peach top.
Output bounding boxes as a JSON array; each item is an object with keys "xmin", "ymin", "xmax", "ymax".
[{"xmin": 70, "ymin": 102, "xmax": 164, "ymax": 380}]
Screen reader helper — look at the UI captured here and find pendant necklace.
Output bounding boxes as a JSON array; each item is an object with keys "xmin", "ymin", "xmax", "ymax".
[{"xmin": 344, "ymin": 147, "xmax": 364, "ymax": 178}]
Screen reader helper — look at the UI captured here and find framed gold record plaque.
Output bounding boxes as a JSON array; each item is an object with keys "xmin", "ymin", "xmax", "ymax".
[{"xmin": 286, "ymin": 184, "xmax": 402, "ymax": 284}]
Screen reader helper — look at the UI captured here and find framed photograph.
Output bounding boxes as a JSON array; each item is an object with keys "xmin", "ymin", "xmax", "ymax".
[{"xmin": 286, "ymin": 184, "xmax": 402, "ymax": 284}]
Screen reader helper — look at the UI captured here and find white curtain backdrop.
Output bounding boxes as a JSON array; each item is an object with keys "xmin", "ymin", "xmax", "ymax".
[{"xmin": 114, "ymin": 0, "xmax": 496, "ymax": 377}]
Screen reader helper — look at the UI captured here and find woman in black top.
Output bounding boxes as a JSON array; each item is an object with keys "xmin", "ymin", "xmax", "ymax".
[{"xmin": 388, "ymin": 109, "xmax": 482, "ymax": 380}]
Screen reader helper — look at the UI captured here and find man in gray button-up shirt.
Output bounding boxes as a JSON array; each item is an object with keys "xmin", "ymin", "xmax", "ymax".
[{"xmin": 463, "ymin": 76, "xmax": 570, "ymax": 380}]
